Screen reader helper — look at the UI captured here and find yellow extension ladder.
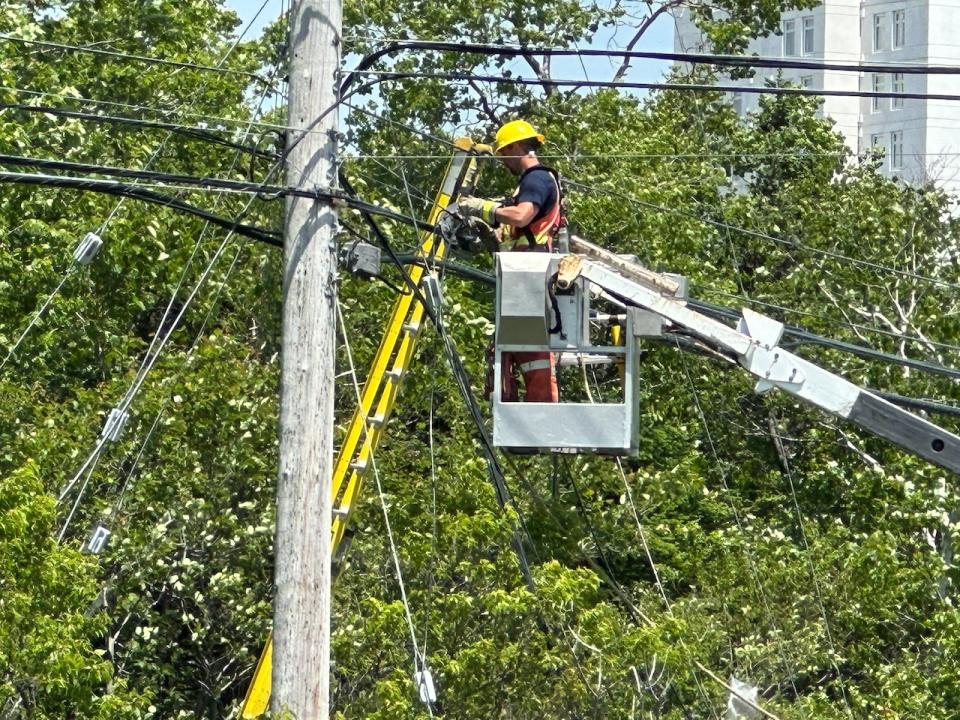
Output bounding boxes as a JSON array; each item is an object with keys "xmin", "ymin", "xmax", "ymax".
[{"xmin": 240, "ymin": 138, "xmax": 486, "ymax": 717}]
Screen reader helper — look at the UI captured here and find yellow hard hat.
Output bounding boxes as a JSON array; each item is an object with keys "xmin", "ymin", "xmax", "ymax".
[{"xmin": 494, "ymin": 119, "xmax": 545, "ymax": 153}]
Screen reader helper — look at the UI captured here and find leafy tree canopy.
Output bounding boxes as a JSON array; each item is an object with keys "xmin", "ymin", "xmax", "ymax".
[{"xmin": 1, "ymin": 1, "xmax": 959, "ymax": 719}]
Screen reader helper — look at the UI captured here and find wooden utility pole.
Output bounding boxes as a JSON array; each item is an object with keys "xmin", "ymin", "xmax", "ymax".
[{"xmin": 274, "ymin": 0, "xmax": 341, "ymax": 716}]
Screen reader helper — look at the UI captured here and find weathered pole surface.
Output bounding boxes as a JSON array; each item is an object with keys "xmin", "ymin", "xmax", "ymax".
[{"xmin": 274, "ymin": 0, "xmax": 341, "ymax": 715}]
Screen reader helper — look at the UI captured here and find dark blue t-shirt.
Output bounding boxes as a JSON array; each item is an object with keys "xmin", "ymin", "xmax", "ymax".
[{"xmin": 512, "ymin": 166, "xmax": 558, "ymax": 225}]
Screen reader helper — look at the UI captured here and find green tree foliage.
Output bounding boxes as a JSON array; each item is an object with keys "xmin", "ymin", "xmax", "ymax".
[{"xmin": 2, "ymin": 0, "xmax": 960, "ymax": 719}]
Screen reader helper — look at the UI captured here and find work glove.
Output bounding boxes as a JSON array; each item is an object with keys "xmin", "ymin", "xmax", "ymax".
[
  {"xmin": 458, "ymin": 195, "xmax": 501, "ymax": 226},
  {"xmin": 437, "ymin": 208, "xmax": 497, "ymax": 255}
]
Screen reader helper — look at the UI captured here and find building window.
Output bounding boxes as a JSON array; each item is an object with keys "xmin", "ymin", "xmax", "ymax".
[
  {"xmin": 893, "ymin": 9, "xmax": 905, "ymax": 49},
  {"xmin": 873, "ymin": 13, "xmax": 886, "ymax": 52},
  {"xmin": 784, "ymin": 19, "xmax": 797, "ymax": 56},
  {"xmin": 891, "ymin": 130, "xmax": 904, "ymax": 169},
  {"xmin": 803, "ymin": 16, "xmax": 815, "ymax": 54},
  {"xmin": 871, "ymin": 133, "xmax": 883, "ymax": 149},
  {"xmin": 872, "ymin": 73, "xmax": 884, "ymax": 112},
  {"xmin": 892, "ymin": 73, "xmax": 904, "ymax": 109}
]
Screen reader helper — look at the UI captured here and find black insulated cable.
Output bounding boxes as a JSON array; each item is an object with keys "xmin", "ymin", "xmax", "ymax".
[{"xmin": 0, "ymin": 171, "xmax": 281, "ymax": 245}]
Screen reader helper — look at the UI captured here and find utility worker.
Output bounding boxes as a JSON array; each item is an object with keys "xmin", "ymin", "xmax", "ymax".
[{"xmin": 457, "ymin": 119, "xmax": 562, "ymax": 403}]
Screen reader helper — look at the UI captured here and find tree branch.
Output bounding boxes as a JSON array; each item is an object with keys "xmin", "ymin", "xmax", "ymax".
[
  {"xmin": 816, "ymin": 281, "xmax": 872, "ymax": 344},
  {"xmin": 613, "ymin": 0, "xmax": 683, "ymax": 83},
  {"xmin": 467, "ymin": 78, "xmax": 500, "ymax": 124},
  {"xmin": 521, "ymin": 51, "xmax": 556, "ymax": 96}
]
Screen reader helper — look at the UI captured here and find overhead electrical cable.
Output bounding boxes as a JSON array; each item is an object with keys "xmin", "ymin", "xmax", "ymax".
[
  {"xmin": 101, "ymin": 57, "xmax": 286, "ymax": 553},
  {"xmin": 688, "ymin": 298, "xmax": 960, "ymax": 380},
  {"xmin": 56, "ymin": 3, "xmax": 282, "ymax": 536},
  {"xmin": 351, "ymin": 69, "xmax": 960, "ymax": 103},
  {"xmin": 344, "ymin": 38, "xmax": 960, "ymax": 77},
  {"xmin": 0, "ymin": 33, "xmax": 268, "ymax": 82},
  {"xmin": 333, "ymin": 101, "xmax": 960, "ymax": 305},
  {"xmin": 0, "ymin": 171, "xmax": 280, "ymax": 244},
  {"xmin": 0, "ymin": 152, "xmax": 294, "ymax": 197},
  {"xmin": 699, "ymin": 288, "xmax": 960, "ymax": 356},
  {"xmin": 0, "ymin": 83, "xmax": 292, "ymax": 133},
  {"xmin": 4, "ymin": 1, "xmax": 277, "ymax": 391},
  {"xmin": 564, "ymin": 179, "xmax": 960, "ymax": 293},
  {"xmin": 374, "ymin": 255, "xmax": 960, "ymax": 397},
  {"xmin": 0, "ymin": 103, "xmax": 278, "ymax": 159},
  {"xmin": 337, "ymin": 298, "xmax": 435, "ymax": 717},
  {"xmin": 583, "ymin": 363, "xmax": 801, "ymax": 705},
  {"xmin": 675, "ymin": 343, "xmax": 855, "ymax": 719}
]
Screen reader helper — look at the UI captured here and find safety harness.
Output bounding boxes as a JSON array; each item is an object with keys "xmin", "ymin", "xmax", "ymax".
[{"xmin": 507, "ymin": 165, "xmax": 567, "ymax": 251}]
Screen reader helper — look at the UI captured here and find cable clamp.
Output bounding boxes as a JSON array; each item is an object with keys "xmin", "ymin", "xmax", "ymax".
[
  {"xmin": 415, "ymin": 667, "xmax": 437, "ymax": 705},
  {"xmin": 74, "ymin": 232, "xmax": 103, "ymax": 265},
  {"xmin": 100, "ymin": 407, "xmax": 130, "ymax": 443},
  {"xmin": 422, "ymin": 274, "xmax": 443, "ymax": 313},
  {"xmin": 83, "ymin": 522, "xmax": 111, "ymax": 554}
]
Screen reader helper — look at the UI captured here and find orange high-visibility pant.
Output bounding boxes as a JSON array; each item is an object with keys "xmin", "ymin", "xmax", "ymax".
[{"xmin": 502, "ymin": 350, "xmax": 558, "ymax": 403}]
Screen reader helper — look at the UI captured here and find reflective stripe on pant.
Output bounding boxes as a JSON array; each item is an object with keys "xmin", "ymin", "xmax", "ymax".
[{"xmin": 502, "ymin": 350, "xmax": 558, "ymax": 403}]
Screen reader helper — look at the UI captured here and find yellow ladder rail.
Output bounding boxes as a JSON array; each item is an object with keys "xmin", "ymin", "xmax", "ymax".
[{"xmin": 240, "ymin": 138, "xmax": 486, "ymax": 718}]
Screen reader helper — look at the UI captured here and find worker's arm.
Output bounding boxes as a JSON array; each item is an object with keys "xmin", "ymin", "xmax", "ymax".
[{"xmin": 495, "ymin": 201, "xmax": 538, "ymax": 228}]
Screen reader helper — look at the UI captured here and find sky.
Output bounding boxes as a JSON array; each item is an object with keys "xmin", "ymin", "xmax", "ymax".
[{"xmin": 223, "ymin": 0, "xmax": 677, "ymax": 86}]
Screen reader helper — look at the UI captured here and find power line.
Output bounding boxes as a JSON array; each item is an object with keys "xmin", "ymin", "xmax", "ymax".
[
  {"xmin": 52, "ymin": 0, "xmax": 282, "ymax": 546},
  {"xmin": 336, "ymin": 297, "xmax": 435, "ymax": 717},
  {"xmin": 345, "ymin": 38, "xmax": 960, "ymax": 76},
  {"xmin": 674, "ymin": 342, "xmax": 854, "ymax": 719},
  {"xmin": 100, "ymin": 65, "xmax": 286, "ymax": 544},
  {"xmin": 0, "ymin": 33, "xmax": 267, "ymax": 82},
  {"xmin": 353, "ymin": 69, "xmax": 960, "ymax": 103},
  {"xmin": 697, "ymin": 288, "xmax": 960, "ymax": 356},
  {"xmin": 688, "ymin": 298, "xmax": 960, "ymax": 380},
  {"xmin": 371, "ymin": 256, "xmax": 960, "ymax": 416},
  {"xmin": 0, "ymin": 152, "xmax": 289, "ymax": 197},
  {"xmin": 0, "ymin": 163, "xmax": 456, "ymax": 243},
  {"xmin": 0, "ymin": 84, "xmax": 292, "ymax": 133},
  {"xmin": 0, "ymin": 102, "xmax": 277, "ymax": 159},
  {"xmin": 0, "ymin": 171, "xmax": 281, "ymax": 245},
  {"xmin": 342, "ymin": 150, "xmax": 960, "ymax": 160},
  {"xmin": 766, "ymin": 412, "xmax": 853, "ymax": 718},
  {"xmin": 564, "ymin": 179, "xmax": 960, "ymax": 293}
]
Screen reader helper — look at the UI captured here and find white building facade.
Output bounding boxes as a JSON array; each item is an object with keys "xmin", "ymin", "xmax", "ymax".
[{"xmin": 674, "ymin": 1, "xmax": 960, "ymax": 196}]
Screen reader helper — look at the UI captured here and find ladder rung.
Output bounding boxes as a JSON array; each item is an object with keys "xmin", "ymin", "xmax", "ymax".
[
  {"xmin": 349, "ymin": 459, "xmax": 367, "ymax": 472},
  {"xmin": 333, "ymin": 506, "xmax": 349, "ymax": 518},
  {"xmin": 368, "ymin": 413, "xmax": 386, "ymax": 427},
  {"xmin": 385, "ymin": 368, "xmax": 403, "ymax": 381},
  {"xmin": 402, "ymin": 322, "xmax": 421, "ymax": 334}
]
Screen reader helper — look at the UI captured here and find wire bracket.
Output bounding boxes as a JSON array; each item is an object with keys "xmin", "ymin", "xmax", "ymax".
[
  {"xmin": 100, "ymin": 407, "xmax": 130, "ymax": 443},
  {"xmin": 415, "ymin": 667, "xmax": 437, "ymax": 705},
  {"xmin": 83, "ymin": 522, "xmax": 111, "ymax": 554},
  {"xmin": 73, "ymin": 232, "xmax": 103, "ymax": 265}
]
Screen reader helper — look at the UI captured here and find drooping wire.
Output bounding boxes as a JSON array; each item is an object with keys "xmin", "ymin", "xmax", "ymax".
[
  {"xmin": 585, "ymin": 358, "xmax": 801, "ymax": 704},
  {"xmin": 336, "ymin": 297, "xmax": 435, "ymax": 717},
  {"xmin": 0, "ymin": 261, "xmax": 74, "ymax": 373},
  {"xmin": 56, "ymin": 10, "xmax": 287, "ymax": 535},
  {"xmin": 565, "ymin": 178, "xmax": 960, "ymax": 294},
  {"xmin": 674, "ymin": 339, "xmax": 854, "ymax": 718},
  {"xmin": 0, "ymin": 33, "xmax": 267, "ymax": 82}
]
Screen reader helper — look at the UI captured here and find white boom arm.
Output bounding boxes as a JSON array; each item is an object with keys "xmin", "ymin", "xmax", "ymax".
[{"xmin": 576, "ymin": 258, "xmax": 960, "ymax": 474}]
